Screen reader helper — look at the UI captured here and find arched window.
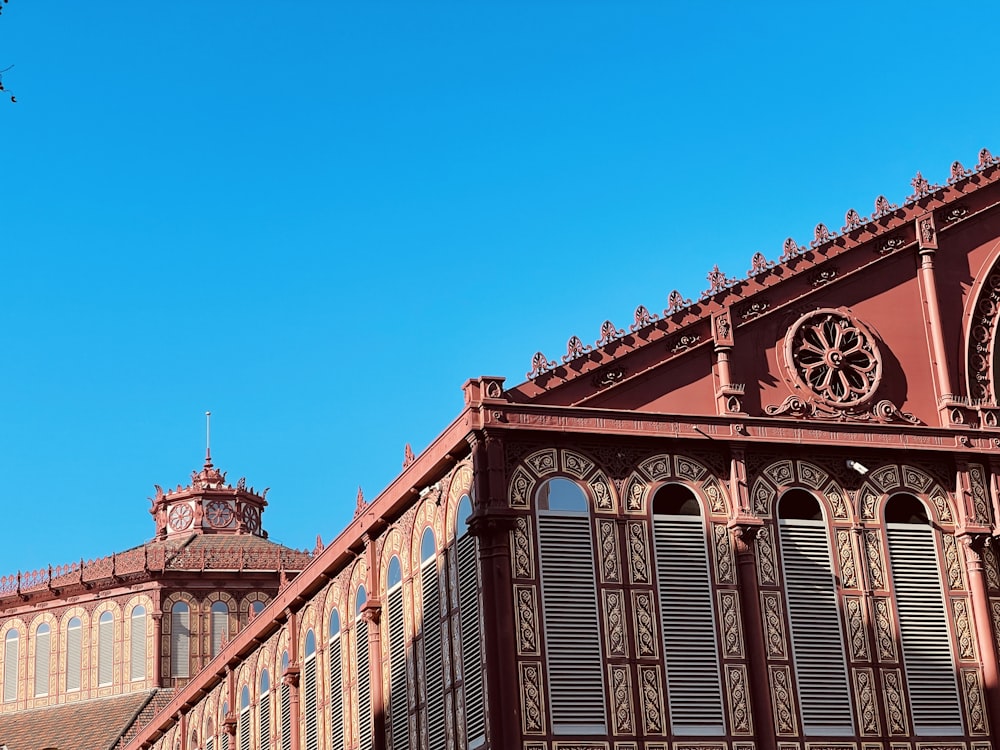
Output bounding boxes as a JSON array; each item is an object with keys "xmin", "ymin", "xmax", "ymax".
[
  {"xmin": 355, "ymin": 585, "xmax": 373, "ymax": 750},
  {"xmin": 386, "ymin": 556, "xmax": 408, "ymax": 750},
  {"xmin": 211, "ymin": 602, "xmax": 230, "ymax": 658},
  {"xmin": 33, "ymin": 623, "xmax": 50, "ymax": 697},
  {"xmin": 455, "ymin": 494, "xmax": 485, "ymax": 747},
  {"xmin": 170, "ymin": 602, "xmax": 190, "ymax": 679},
  {"xmin": 66, "ymin": 617, "xmax": 82, "ymax": 692},
  {"xmin": 777, "ymin": 489, "xmax": 853, "ymax": 735},
  {"xmin": 98, "ymin": 612, "xmax": 114, "ymax": 687},
  {"xmin": 3, "ymin": 630, "xmax": 20, "ymax": 703},
  {"xmin": 259, "ymin": 669, "xmax": 271, "ymax": 750},
  {"xmin": 328, "ymin": 610, "xmax": 344, "ymax": 750},
  {"xmin": 304, "ymin": 630, "xmax": 319, "ymax": 750},
  {"xmin": 252, "ymin": 600, "xmax": 266, "ymax": 618},
  {"xmin": 222, "ymin": 701, "xmax": 231, "ymax": 750},
  {"xmin": 651, "ymin": 484, "xmax": 723, "ymax": 735},
  {"xmin": 279, "ymin": 651, "xmax": 291, "ymax": 750},
  {"xmin": 885, "ymin": 493, "xmax": 962, "ymax": 735},
  {"xmin": 238, "ymin": 685, "xmax": 251, "ymax": 750},
  {"xmin": 535, "ymin": 477, "xmax": 605, "ymax": 734},
  {"xmin": 206, "ymin": 717, "xmax": 215, "ymax": 750},
  {"xmin": 130, "ymin": 606, "xmax": 147, "ymax": 681},
  {"xmin": 420, "ymin": 530, "xmax": 445, "ymax": 750}
]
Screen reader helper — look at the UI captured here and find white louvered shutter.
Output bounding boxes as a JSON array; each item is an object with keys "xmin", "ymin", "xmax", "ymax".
[
  {"xmin": 259, "ymin": 689, "xmax": 271, "ymax": 750},
  {"xmin": 211, "ymin": 604, "xmax": 228, "ymax": 658},
  {"xmin": 357, "ymin": 620, "xmax": 374, "ymax": 750},
  {"xmin": 304, "ymin": 654, "xmax": 318, "ymax": 750},
  {"xmin": 130, "ymin": 609, "xmax": 147, "ymax": 681},
  {"xmin": 457, "ymin": 530, "xmax": 486, "ymax": 747},
  {"xmin": 170, "ymin": 606, "xmax": 190, "ymax": 678},
  {"xmin": 34, "ymin": 628, "xmax": 50, "ymax": 697},
  {"xmin": 653, "ymin": 515, "xmax": 724, "ymax": 735},
  {"xmin": 779, "ymin": 520, "xmax": 854, "ymax": 734},
  {"xmin": 280, "ymin": 681, "xmax": 291, "ymax": 750},
  {"xmin": 98, "ymin": 614, "xmax": 114, "ymax": 686},
  {"xmin": 206, "ymin": 736, "xmax": 214, "ymax": 750},
  {"xmin": 221, "ymin": 728, "xmax": 230, "ymax": 750},
  {"xmin": 239, "ymin": 707, "xmax": 251, "ymax": 750},
  {"xmin": 3, "ymin": 633, "xmax": 17, "ymax": 702},
  {"xmin": 422, "ymin": 559, "xmax": 446, "ymax": 750},
  {"xmin": 887, "ymin": 524, "xmax": 963, "ymax": 734},
  {"xmin": 329, "ymin": 634, "xmax": 344, "ymax": 750},
  {"xmin": 387, "ymin": 581, "xmax": 408, "ymax": 750},
  {"xmin": 537, "ymin": 512, "xmax": 606, "ymax": 733},
  {"xmin": 66, "ymin": 620, "xmax": 82, "ymax": 691}
]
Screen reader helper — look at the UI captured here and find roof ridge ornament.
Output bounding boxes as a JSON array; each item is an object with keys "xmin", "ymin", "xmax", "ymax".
[
  {"xmin": 527, "ymin": 351, "xmax": 557, "ymax": 379},
  {"xmin": 872, "ymin": 195, "xmax": 897, "ymax": 218},
  {"xmin": 701, "ymin": 267, "xmax": 739, "ymax": 301},
  {"xmin": 810, "ymin": 223, "xmax": 837, "ymax": 248},
  {"xmin": 978, "ymin": 148, "xmax": 998, "ymax": 171},
  {"xmin": 597, "ymin": 319, "xmax": 625, "ymax": 346},
  {"xmin": 748, "ymin": 252, "xmax": 774, "ymax": 276},
  {"xmin": 949, "ymin": 160, "xmax": 972, "ymax": 184},
  {"xmin": 907, "ymin": 171, "xmax": 941, "ymax": 202},
  {"xmin": 779, "ymin": 238, "xmax": 803, "ymax": 263},
  {"xmin": 562, "ymin": 335, "xmax": 592, "ymax": 363},
  {"xmin": 666, "ymin": 289, "xmax": 693, "ymax": 314},
  {"xmin": 841, "ymin": 208, "xmax": 865, "ymax": 232},
  {"xmin": 630, "ymin": 304, "xmax": 658, "ymax": 331}
]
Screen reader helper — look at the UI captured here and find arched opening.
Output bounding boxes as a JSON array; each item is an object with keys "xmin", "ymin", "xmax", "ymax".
[
  {"xmin": 328, "ymin": 609, "xmax": 344, "ymax": 750},
  {"xmin": 386, "ymin": 556, "xmax": 408, "ymax": 750},
  {"xmin": 355, "ymin": 585, "xmax": 373, "ymax": 750},
  {"xmin": 455, "ymin": 493, "xmax": 485, "ymax": 747},
  {"xmin": 259, "ymin": 669, "xmax": 271, "ymax": 750},
  {"xmin": 34, "ymin": 623, "xmax": 50, "ymax": 698},
  {"xmin": 66, "ymin": 617, "xmax": 82, "ymax": 692},
  {"xmin": 130, "ymin": 605, "xmax": 147, "ymax": 682},
  {"xmin": 304, "ymin": 629, "xmax": 318, "ymax": 750},
  {"xmin": 211, "ymin": 601, "xmax": 229, "ymax": 658},
  {"xmin": 170, "ymin": 602, "xmax": 190, "ymax": 679}
]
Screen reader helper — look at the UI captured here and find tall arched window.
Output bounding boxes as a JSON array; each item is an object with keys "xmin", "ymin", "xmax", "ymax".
[
  {"xmin": 535, "ymin": 477, "xmax": 605, "ymax": 734},
  {"xmin": 238, "ymin": 685, "xmax": 251, "ymax": 750},
  {"xmin": 211, "ymin": 602, "xmax": 229, "ymax": 658},
  {"xmin": 280, "ymin": 651, "xmax": 291, "ymax": 750},
  {"xmin": 222, "ymin": 701, "xmax": 231, "ymax": 750},
  {"xmin": 33, "ymin": 623, "xmax": 50, "ymax": 698},
  {"xmin": 328, "ymin": 611, "xmax": 344, "ymax": 750},
  {"xmin": 651, "ymin": 484, "xmax": 724, "ymax": 735},
  {"xmin": 386, "ymin": 556, "xmax": 408, "ymax": 750},
  {"xmin": 420, "ymin": 529, "xmax": 446, "ymax": 750},
  {"xmin": 885, "ymin": 493, "xmax": 963, "ymax": 735},
  {"xmin": 455, "ymin": 494, "xmax": 485, "ymax": 747},
  {"xmin": 206, "ymin": 717, "xmax": 215, "ymax": 750},
  {"xmin": 355, "ymin": 585, "xmax": 373, "ymax": 750},
  {"xmin": 66, "ymin": 617, "xmax": 82, "ymax": 692},
  {"xmin": 170, "ymin": 602, "xmax": 190, "ymax": 679},
  {"xmin": 130, "ymin": 606, "xmax": 147, "ymax": 681},
  {"xmin": 98, "ymin": 611, "xmax": 114, "ymax": 687},
  {"xmin": 303, "ymin": 630, "xmax": 319, "ymax": 750},
  {"xmin": 777, "ymin": 489, "xmax": 853, "ymax": 735},
  {"xmin": 259, "ymin": 669, "xmax": 271, "ymax": 750}
]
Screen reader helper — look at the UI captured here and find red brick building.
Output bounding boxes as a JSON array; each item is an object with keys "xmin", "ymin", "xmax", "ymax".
[{"xmin": 10, "ymin": 149, "xmax": 1000, "ymax": 750}]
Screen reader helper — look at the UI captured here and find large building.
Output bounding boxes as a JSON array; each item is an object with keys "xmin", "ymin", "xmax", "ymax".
[{"xmin": 7, "ymin": 148, "xmax": 1000, "ymax": 750}]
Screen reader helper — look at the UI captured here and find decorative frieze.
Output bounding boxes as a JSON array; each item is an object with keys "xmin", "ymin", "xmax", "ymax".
[
  {"xmin": 718, "ymin": 590, "xmax": 744, "ymax": 658},
  {"xmin": 853, "ymin": 667, "xmax": 880, "ymax": 735},
  {"xmin": 514, "ymin": 585, "xmax": 539, "ymax": 656},
  {"xmin": 638, "ymin": 665, "xmax": 664, "ymax": 735},
  {"xmin": 837, "ymin": 530, "xmax": 858, "ymax": 589},
  {"xmin": 874, "ymin": 597, "xmax": 898, "ymax": 662},
  {"xmin": 713, "ymin": 524, "xmax": 736, "ymax": 584},
  {"xmin": 608, "ymin": 665, "xmax": 634, "ymax": 734},
  {"xmin": 726, "ymin": 664, "xmax": 753, "ymax": 735},
  {"xmin": 845, "ymin": 596, "xmax": 869, "ymax": 661},
  {"xmin": 962, "ymin": 667, "xmax": 988, "ymax": 735},
  {"xmin": 598, "ymin": 519, "xmax": 621, "ymax": 583},
  {"xmin": 626, "ymin": 522, "xmax": 650, "ymax": 585},
  {"xmin": 862, "ymin": 530, "xmax": 885, "ymax": 590},
  {"xmin": 519, "ymin": 661, "xmax": 545, "ymax": 733},
  {"xmin": 512, "ymin": 516, "xmax": 533, "ymax": 579},
  {"xmin": 761, "ymin": 591, "xmax": 787, "ymax": 659},
  {"xmin": 952, "ymin": 597, "xmax": 976, "ymax": 661},
  {"xmin": 602, "ymin": 591, "xmax": 627, "ymax": 658},
  {"xmin": 769, "ymin": 665, "xmax": 797, "ymax": 735},
  {"xmin": 632, "ymin": 591, "xmax": 658, "ymax": 658},
  {"xmin": 881, "ymin": 669, "xmax": 908, "ymax": 735},
  {"xmin": 756, "ymin": 525, "xmax": 778, "ymax": 585},
  {"xmin": 943, "ymin": 534, "xmax": 965, "ymax": 590}
]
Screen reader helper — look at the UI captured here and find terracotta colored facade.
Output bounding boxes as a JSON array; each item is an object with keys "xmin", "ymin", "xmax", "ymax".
[{"xmin": 12, "ymin": 149, "xmax": 1000, "ymax": 750}]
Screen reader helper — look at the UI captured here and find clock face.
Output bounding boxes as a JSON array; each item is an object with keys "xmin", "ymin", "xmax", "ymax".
[
  {"xmin": 168, "ymin": 504, "xmax": 193, "ymax": 531},
  {"xmin": 206, "ymin": 500, "xmax": 235, "ymax": 528}
]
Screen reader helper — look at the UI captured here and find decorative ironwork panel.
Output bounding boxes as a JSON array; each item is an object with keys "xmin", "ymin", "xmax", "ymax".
[
  {"xmin": 953, "ymin": 597, "xmax": 976, "ymax": 661},
  {"xmin": 765, "ymin": 460, "xmax": 794, "ymax": 487},
  {"xmin": 962, "ymin": 667, "xmax": 988, "ymax": 735},
  {"xmin": 514, "ymin": 585, "xmax": 540, "ymax": 656},
  {"xmin": 703, "ymin": 476, "xmax": 727, "ymax": 515},
  {"xmin": 984, "ymin": 543, "xmax": 1000, "ymax": 590},
  {"xmin": 519, "ymin": 661, "xmax": 545, "ymax": 734},
  {"xmin": 598, "ymin": 519, "xmax": 621, "ymax": 583},
  {"xmin": 713, "ymin": 524, "xmax": 736, "ymax": 584},
  {"xmin": 943, "ymin": 534, "xmax": 965, "ymax": 590},
  {"xmin": 525, "ymin": 449, "xmax": 558, "ymax": 476},
  {"xmin": 590, "ymin": 472, "xmax": 615, "ymax": 512},
  {"xmin": 901, "ymin": 465, "xmax": 932, "ymax": 492},
  {"xmin": 631, "ymin": 590, "xmax": 658, "ymax": 658},
  {"xmin": 626, "ymin": 522, "xmax": 650, "ymax": 585},
  {"xmin": 638, "ymin": 665, "xmax": 665, "ymax": 735},
  {"xmin": 992, "ymin": 599, "xmax": 1000, "ymax": 655},
  {"xmin": 752, "ymin": 477, "xmax": 776, "ymax": 517},
  {"xmin": 859, "ymin": 484, "xmax": 880, "ymax": 521},
  {"xmin": 602, "ymin": 591, "xmax": 627, "ymax": 658},
  {"xmin": 862, "ymin": 530, "xmax": 885, "ymax": 590},
  {"xmin": 837, "ymin": 530, "xmax": 858, "ymax": 589},
  {"xmin": 726, "ymin": 664, "xmax": 753, "ymax": 735},
  {"xmin": 930, "ymin": 487, "xmax": 954, "ymax": 523},
  {"xmin": 608, "ymin": 665, "xmax": 634, "ymax": 735},
  {"xmin": 675, "ymin": 455, "xmax": 708, "ymax": 482},
  {"xmin": 512, "ymin": 516, "xmax": 534, "ymax": 579},
  {"xmin": 761, "ymin": 591, "xmax": 787, "ymax": 659},
  {"xmin": 874, "ymin": 597, "xmax": 898, "ymax": 662},
  {"xmin": 756, "ymin": 525, "xmax": 778, "ymax": 585},
  {"xmin": 797, "ymin": 461, "xmax": 828, "ymax": 489},
  {"xmin": 969, "ymin": 463, "xmax": 992, "ymax": 524},
  {"xmin": 826, "ymin": 482, "xmax": 849, "ymax": 519},
  {"xmin": 561, "ymin": 450, "xmax": 594, "ymax": 479},
  {"xmin": 510, "ymin": 467, "xmax": 535, "ymax": 508},
  {"xmin": 881, "ymin": 668, "xmax": 908, "ymax": 735},
  {"xmin": 718, "ymin": 590, "xmax": 744, "ymax": 658},
  {"xmin": 639, "ymin": 455, "xmax": 672, "ymax": 481},
  {"xmin": 870, "ymin": 465, "xmax": 899, "ymax": 492},
  {"xmin": 853, "ymin": 668, "xmax": 880, "ymax": 735},
  {"xmin": 623, "ymin": 475, "xmax": 645, "ymax": 514},
  {"xmin": 769, "ymin": 665, "xmax": 797, "ymax": 736},
  {"xmin": 845, "ymin": 596, "xmax": 870, "ymax": 661}
]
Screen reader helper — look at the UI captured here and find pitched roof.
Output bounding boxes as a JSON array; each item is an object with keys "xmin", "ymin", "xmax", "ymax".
[{"xmin": 0, "ymin": 689, "xmax": 173, "ymax": 750}]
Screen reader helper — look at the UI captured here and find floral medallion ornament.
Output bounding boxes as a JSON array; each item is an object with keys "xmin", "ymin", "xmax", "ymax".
[{"xmin": 784, "ymin": 308, "xmax": 882, "ymax": 408}]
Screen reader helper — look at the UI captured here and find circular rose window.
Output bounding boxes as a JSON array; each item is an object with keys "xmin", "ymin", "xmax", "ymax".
[
  {"xmin": 783, "ymin": 308, "xmax": 882, "ymax": 407},
  {"xmin": 168, "ymin": 504, "xmax": 193, "ymax": 531}
]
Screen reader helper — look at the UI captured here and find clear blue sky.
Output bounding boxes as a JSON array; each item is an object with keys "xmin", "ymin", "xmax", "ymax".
[{"xmin": 1, "ymin": 2, "xmax": 997, "ymax": 575}]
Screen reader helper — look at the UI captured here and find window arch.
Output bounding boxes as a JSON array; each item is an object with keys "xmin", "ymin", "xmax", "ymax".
[
  {"xmin": 238, "ymin": 685, "xmax": 251, "ymax": 750},
  {"xmin": 535, "ymin": 477, "xmax": 605, "ymax": 734},
  {"xmin": 130, "ymin": 605, "xmax": 147, "ymax": 682},
  {"xmin": 170, "ymin": 602, "xmax": 191, "ymax": 679},
  {"xmin": 777, "ymin": 489, "xmax": 853, "ymax": 735},
  {"xmin": 386, "ymin": 556, "xmax": 408, "ymax": 750},
  {"xmin": 328, "ymin": 610, "xmax": 344, "ymax": 750},
  {"xmin": 420, "ymin": 529, "xmax": 446, "ymax": 750},
  {"xmin": 303, "ymin": 629, "xmax": 319, "ymax": 750},
  {"xmin": 651, "ymin": 483, "xmax": 724, "ymax": 735},
  {"xmin": 211, "ymin": 601, "xmax": 230, "ymax": 658},
  {"xmin": 884, "ymin": 493, "xmax": 963, "ymax": 735},
  {"xmin": 355, "ymin": 585, "xmax": 373, "ymax": 750},
  {"xmin": 279, "ymin": 651, "xmax": 291, "ymax": 750},
  {"xmin": 98, "ymin": 611, "xmax": 114, "ymax": 687},
  {"xmin": 206, "ymin": 717, "xmax": 215, "ymax": 750},
  {"xmin": 4, "ymin": 629, "xmax": 19, "ymax": 703},
  {"xmin": 455, "ymin": 494, "xmax": 485, "ymax": 747},
  {"xmin": 222, "ymin": 700, "xmax": 231, "ymax": 750},
  {"xmin": 34, "ymin": 623, "xmax": 51, "ymax": 698},
  {"xmin": 66, "ymin": 617, "xmax": 82, "ymax": 692},
  {"xmin": 259, "ymin": 668, "xmax": 271, "ymax": 750}
]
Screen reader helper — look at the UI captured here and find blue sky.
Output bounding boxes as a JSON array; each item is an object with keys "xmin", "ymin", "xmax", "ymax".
[{"xmin": 1, "ymin": 2, "xmax": 998, "ymax": 574}]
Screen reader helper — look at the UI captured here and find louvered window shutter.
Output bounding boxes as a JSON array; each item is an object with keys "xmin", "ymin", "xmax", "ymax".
[
  {"xmin": 779, "ymin": 520, "xmax": 854, "ymax": 735},
  {"xmin": 422, "ymin": 558, "xmax": 447, "ymax": 750},
  {"xmin": 4, "ymin": 632, "xmax": 19, "ymax": 702},
  {"xmin": 239, "ymin": 706, "xmax": 251, "ymax": 750},
  {"xmin": 280, "ymin": 681, "xmax": 291, "ymax": 750},
  {"xmin": 206, "ymin": 736, "xmax": 214, "ymax": 750},
  {"xmin": 170, "ymin": 606, "xmax": 190, "ymax": 678},
  {"xmin": 357, "ymin": 619, "xmax": 374, "ymax": 750},
  {"xmin": 304, "ymin": 654, "xmax": 318, "ymax": 750},
  {"xmin": 387, "ymin": 581, "xmax": 408, "ymax": 750},
  {"xmin": 98, "ymin": 614, "xmax": 114, "ymax": 686},
  {"xmin": 537, "ymin": 512, "xmax": 606, "ymax": 733},
  {"xmin": 329, "ymin": 634, "xmax": 344, "ymax": 750},
  {"xmin": 259, "ymin": 689, "xmax": 271, "ymax": 750},
  {"xmin": 887, "ymin": 524, "xmax": 963, "ymax": 734},
  {"xmin": 653, "ymin": 515, "xmax": 724, "ymax": 734},
  {"xmin": 66, "ymin": 620, "xmax": 82, "ymax": 692},
  {"xmin": 457, "ymin": 529, "xmax": 486, "ymax": 747},
  {"xmin": 221, "ymin": 729, "xmax": 230, "ymax": 750},
  {"xmin": 211, "ymin": 604, "xmax": 229, "ymax": 658},
  {"xmin": 34, "ymin": 627, "xmax": 50, "ymax": 697},
  {"xmin": 130, "ymin": 609, "xmax": 147, "ymax": 681}
]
